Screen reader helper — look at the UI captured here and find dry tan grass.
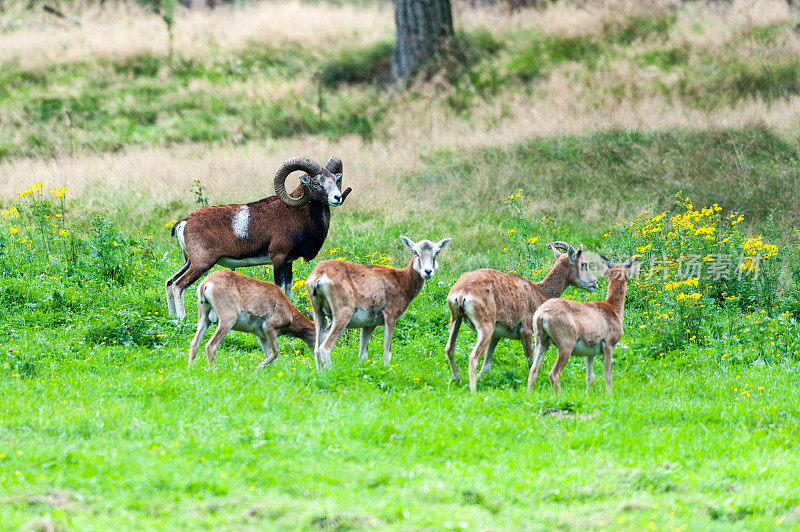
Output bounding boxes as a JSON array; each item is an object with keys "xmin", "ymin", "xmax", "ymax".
[
  {"xmin": 0, "ymin": 135, "xmax": 404, "ymax": 214},
  {"xmin": 386, "ymin": 59, "xmax": 800, "ymax": 152},
  {"xmin": 0, "ymin": 0, "xmax": 393, "ymax": 69},
  {"xmin": 2, "ymin": 0, "xmax": 799, "ymax": 216},
  {"xmin": 454, "ymin": 0, "xmax": 665, "ymax": 38},
  {"xmin": 4, "ymin": 70, "xmax": 799, "ymax": 211},
  {"xmin": 5, "ymin": 0, "xmax": 790, "ymax": 70},
  {"xmin": 673, "ymin": 0, "xmax": 792, "ymax": 50}
]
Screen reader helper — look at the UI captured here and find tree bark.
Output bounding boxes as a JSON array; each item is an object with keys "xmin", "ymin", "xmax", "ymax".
[{"xmin": 391, "ymin": 0, "xmax": 455, "ymax": 86}]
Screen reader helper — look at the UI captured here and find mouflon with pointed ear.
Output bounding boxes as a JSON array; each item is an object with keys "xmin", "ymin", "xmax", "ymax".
[
  {"xmin": 528, "ymin": 255, "xmax": 640, "ymax": 394},
  {"xmin": 188, "ymin": 270, "xmax": 316, "ymax": 369},
  {"xmin": 165, "ymin": 156, "xmax": 352, "ymax": 318},
  {"xmin": 306, "ymin": 236, "xmax": 451, "ymax": 370},
  {"xmin": 445, "ymin": 241, "xmax": 599, "ymax": 392}
]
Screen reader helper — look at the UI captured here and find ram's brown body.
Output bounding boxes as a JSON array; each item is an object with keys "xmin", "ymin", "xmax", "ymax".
[
  {"xmin": 444, "ymin": 243, "xmax": 598, "ymax": 392},
  {"xmin": 528, "ymin": 259, "xmax": 638, "ymax": 394},
  {"xmin": 188, "ymin": 270, "xmax": 315, "ymax": 369},
  {"xmin": 179, "ymin": 190, "xmax": 331, "ymax": 272},
  {"xmin": 166, "ymin": 156, "xmax": 350, "ymax": 318}
]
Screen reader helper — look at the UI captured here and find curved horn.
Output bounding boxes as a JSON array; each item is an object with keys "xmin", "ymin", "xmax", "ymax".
[
  {"xmin": 274, "ymin": 157, "xmax": 323, "ymax": 207},
  {"xmin": 600, "ymin": 254, "xmax": 614, "ymax": 269},
  {"xmin": 547, "ymin": 240, "xmax": 575, "ymax": 256},
  {"xmin": 325, "ymin": 155, "xmax": 342, "ymax": 175},
  {"xmin": 547, "ymin": 241, "xmax": 573, "ymax": 252}
]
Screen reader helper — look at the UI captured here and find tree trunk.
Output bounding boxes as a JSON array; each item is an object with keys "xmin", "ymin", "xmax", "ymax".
[{"xmin": 391, "ymin": 0, "xmax": 455, "ymax": 86}]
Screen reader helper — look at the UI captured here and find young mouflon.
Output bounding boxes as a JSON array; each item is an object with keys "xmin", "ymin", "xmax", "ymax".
[
  {"xmin": 527, "ymin": 256, "xmax": 640, "ymax": 394},
  {"xmin": 306, "ymin": 236, "xmax": 451, "ymax": 370},
  {"xmin": 445, "ymin": 242, "xmax": 598, "ymax": 392},
  {"xmin": 188, "ymin": 270, "xmax": 315, "ymax": 369}
]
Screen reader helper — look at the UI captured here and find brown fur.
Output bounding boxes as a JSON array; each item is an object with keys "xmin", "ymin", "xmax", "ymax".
[
  {"xmin": 527, "ymin": 259, "xmax": 639, "ymax": 394},
  {"xmin": 188, "ymin": 270, "xmax": 315, "ymax": 369},
  {"xmin": 306, "ymin": 237, "xmax": 450, "ymax": 369},
  {"xmin": 174, "ymin": 190, "xmax": 331, "ymax": 298},
  {"xmin": 445, "ymin": 244, "xmax": 598, "ymax": 392},
  {"xmin": 166, "ymin": 155, "xmax": 348, "ymax": 318}
]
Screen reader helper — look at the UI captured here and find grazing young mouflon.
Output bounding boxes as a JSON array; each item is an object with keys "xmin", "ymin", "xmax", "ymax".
[
  {"xmin": 166, "ymin": 156, "xmax": 351, "ymax": 318},
  {"xmin": 445, "ymin": 242, "xmax": 598, "ymax": 392},
  {"xmin": 306, "ymin": 236, "xmax": 451, "ymax": 369},
  {"xmin": 188, "ymin": 270, "xmax": 315, "ymax": 369},
  {"xmin": 527, "ymin": 256, "xmax": 640, "ymax": 394}
]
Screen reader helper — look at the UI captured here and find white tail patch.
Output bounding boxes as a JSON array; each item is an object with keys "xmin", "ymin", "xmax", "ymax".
[
  {"xmin": 460, "ymin": 294, "xmax": 475, "ymax": 314},
  {"xmin": 314, "ymin": 274, "xmax": 331, "ymax": 298},
  {"xmin": 202, "ymin": 282, "xmax": 215, "ymax": 307},
  {"xmin": 232, "ymin": 205, "xmax": 250, "ymax": 239},
  {"xmin": 202, "ymin": 283, "xmax": 218, "ymax": 322},
  {"xmin": 449, "ymin": 292, "xmax": 465, "ymax": 310},
  {"xmin": 175, "ymin": 220, "xmax": 188, "ymax": 254}
]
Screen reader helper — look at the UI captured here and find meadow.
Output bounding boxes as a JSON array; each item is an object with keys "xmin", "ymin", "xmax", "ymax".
[{"xmin": 2, "ymin": 0, "xmax": 800, "ymax": 529}]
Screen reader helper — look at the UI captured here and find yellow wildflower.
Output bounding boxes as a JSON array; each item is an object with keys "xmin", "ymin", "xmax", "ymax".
[
  {"xmin": 762, "ymin": 244, "xmax": 778, "ymax": 260},
  {"xmin": 693, "ymin": 226, "xmax": 715, "ymax": 237},
  {"xmin": 741, "ymin": 236, "xmax": 764, "ymax": 255}
]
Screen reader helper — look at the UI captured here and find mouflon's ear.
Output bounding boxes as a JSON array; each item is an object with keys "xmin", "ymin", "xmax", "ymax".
[{"xmin": 399, "ymin": 236, "xmax": 415, "ymax": 250}]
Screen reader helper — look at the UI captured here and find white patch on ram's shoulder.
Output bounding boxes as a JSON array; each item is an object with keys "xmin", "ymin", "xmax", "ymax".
[{"xmin": 232, "ymin": 205, "xmax": 250, "ymax": 239}]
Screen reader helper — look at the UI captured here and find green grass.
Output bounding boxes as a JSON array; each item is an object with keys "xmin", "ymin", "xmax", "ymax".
[
  {"xmin": 321, "ymin": 40, "xmax": 394, "ymax": 87},
  {"xmin": 3, "ymin": 347, "xmax": 799, "ymax": 529},
  {"xmin": 1, "ymin": 241, "xmax": 798, "ymax": 528},
  {"xmin": 0, "ymin": 44, "xmax": 382, "ymax": 158},
  {"xmin": 3, "ymin": 4, "xmax": 800, "ymax": 528},
  {"xmin": 1, "ymin": 133, "xmax": 799, "ymax": 527},
  {"xmin": 406, "ymin": 128, "xmax": 800, "ymax": 237}
]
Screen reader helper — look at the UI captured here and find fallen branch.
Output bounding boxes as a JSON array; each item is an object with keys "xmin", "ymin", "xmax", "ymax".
[{"xmin": 43, "ymin": 4, "xmax": 81, "ymax": 25}]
